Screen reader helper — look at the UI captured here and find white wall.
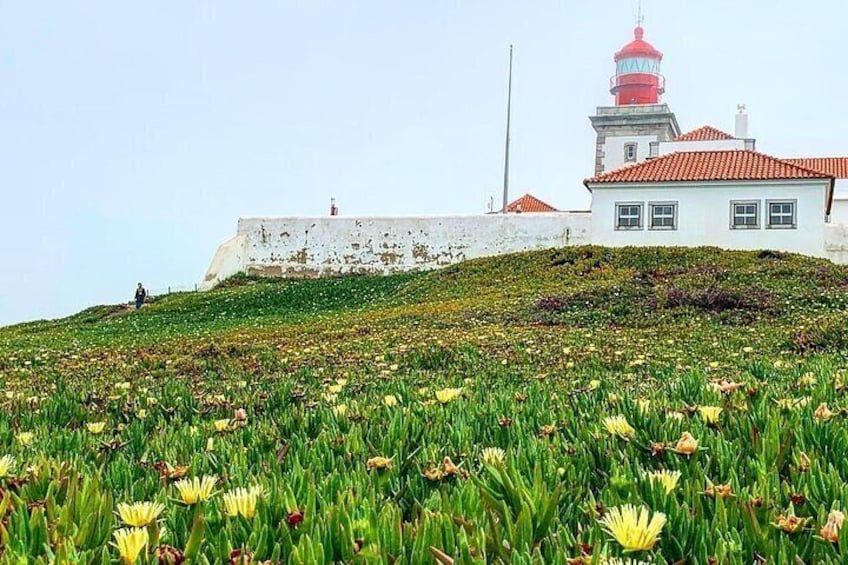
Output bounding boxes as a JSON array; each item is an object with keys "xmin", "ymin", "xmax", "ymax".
[
  {"xmin": 602, "ymin": 135, "xmax": 657, "ymax": 172},
  {"xmin": 201, "ymin": 213, "xmax": 591, "ymax": 287},
  {"xmin": 659, "ymin": 139, "xmax": 748, "ymax": 155},
  {"xmin": 200, "ymin": 234, "xmax": 248, "ymax": 291},
  {"xmin": 829, "ymin": 180, "xmax": 848, "ymax": 224},
  {"xmin": 589, "ymin": 180, "xmax": 830, "ymax": 257},
  {"xmin": 825, "ymin": 223, "xmax": 848, "ymax": 264}
]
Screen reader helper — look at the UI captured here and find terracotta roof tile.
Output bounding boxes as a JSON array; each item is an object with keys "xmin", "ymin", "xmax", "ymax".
[
  {"xmin": 585, "ymin": 150, "xmax": 833, "ymax": 185},
  {"xmin": 505, "ymin": 193, "xmax": 559, "ymax": 213},
  {"xmin": 784, "ymin": 157, "xmax": 848, "ymax": 179},
  {"xmin": 674, "ymin": 126, "xmax": 737, "ymax": 142}
]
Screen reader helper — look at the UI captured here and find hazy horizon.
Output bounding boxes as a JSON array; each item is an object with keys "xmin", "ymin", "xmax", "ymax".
[{"xmin": 2, "ymin": 1, "xmax": 846, "ymax": 327}]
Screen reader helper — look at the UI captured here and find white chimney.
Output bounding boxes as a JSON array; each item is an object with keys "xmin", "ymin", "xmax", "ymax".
[{"xmin": 735, "ymin": 104, "xmax": 749, "ymax": 139}]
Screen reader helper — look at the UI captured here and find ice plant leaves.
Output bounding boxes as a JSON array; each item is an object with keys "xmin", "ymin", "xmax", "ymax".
[{"xmin": 1, "ymin": 247, "xmax": 848, "ymax": 561}]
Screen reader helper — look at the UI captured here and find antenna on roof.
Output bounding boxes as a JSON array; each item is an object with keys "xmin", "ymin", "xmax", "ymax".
[{"xmin": 636, "ymin": 0, "xmax": 645, "ymax": 26}]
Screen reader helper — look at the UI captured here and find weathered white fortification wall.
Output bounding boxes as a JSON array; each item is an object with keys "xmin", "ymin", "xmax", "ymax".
[
  {"xmin": 201, "ymin": 234, "xmax": 248, "ymax": 290},
  {"xmin": 201, "ymin": 213, "xmax": 591, "ymax": 289},
  {"xmin": 825, "ymin": 223, "xmax": 848, "ymax": 264}
]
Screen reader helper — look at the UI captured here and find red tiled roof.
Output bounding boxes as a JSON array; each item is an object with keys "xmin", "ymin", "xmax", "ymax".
[
  {"xmin": 505, "ymin": 193, "xmax": 559, "ymax": 213},
  {"xmin": 674, "ymin": 126, "xmax": 736, "ymax": 142},
  {"xmin": 585, "ymin": 150, "xmax": 832, "ymax": 185},
  {"xmin": 784, "ymin": 157, "xmax": 848, "ymax": 179}
]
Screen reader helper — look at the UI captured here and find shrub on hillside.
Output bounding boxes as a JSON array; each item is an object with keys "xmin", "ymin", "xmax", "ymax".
[
  {"xmin": 792, "ymin": 318, "xmax": 848, "ymax": 352},
  {"xmin": 662, "ymin": 284, "xmax": 772, "ymax": 314},
  {"xmin": 532, "ymin": 282, "xmax": 656, "ymax": 327}
]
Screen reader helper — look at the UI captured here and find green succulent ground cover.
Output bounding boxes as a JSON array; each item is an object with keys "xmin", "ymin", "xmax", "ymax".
[{"xmin": 2, "ymin": 246, "xmax": 848, "ymax": 563}]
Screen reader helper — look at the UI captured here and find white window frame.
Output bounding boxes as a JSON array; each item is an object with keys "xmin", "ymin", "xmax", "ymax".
[
  {"xmin": 730, "ymin": 200, "xmax": 760, "ymax": 230},
  {"xmin": 615, "ymin": 202, "xmax": 643, "ymax": 230},
  {"xmin": 648, "ymin": 201, "xmax": 678, "ymax": 231},
  {"xmin": 624, "ymin": 143, "xmax": 638, "ymax": 163},
  {"xmin": 766, "ymin": 199, "xmax": 797, "ymax": 229}
]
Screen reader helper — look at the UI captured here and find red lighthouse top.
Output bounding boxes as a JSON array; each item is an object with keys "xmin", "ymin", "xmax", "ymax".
[
  {"xmin": 614, "ymin": 26, "xmax": 663, "ymax": 61},
  {"xmin": 610, "ymin": 26, "xmax": 666, "ymax": 106}
]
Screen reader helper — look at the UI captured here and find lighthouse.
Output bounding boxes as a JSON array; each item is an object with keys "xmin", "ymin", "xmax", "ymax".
[
  {"xmin": 589, "ymin": 25, "xmax": 680, "ymax": 176},
  {"xmin": 611, "ymin": 26, "xmax": 664, "ymax": 106}
]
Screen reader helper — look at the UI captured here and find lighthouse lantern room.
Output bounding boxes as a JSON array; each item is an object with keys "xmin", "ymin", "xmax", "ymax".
[{"xmin": 611, "ymin": 26, "xmax": 665, "ymax": 105}]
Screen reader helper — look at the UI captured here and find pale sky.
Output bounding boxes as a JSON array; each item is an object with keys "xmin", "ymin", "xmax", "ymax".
[{"xmin": 1, "ymin": 1, "xmax": 846, "ymax": 326}]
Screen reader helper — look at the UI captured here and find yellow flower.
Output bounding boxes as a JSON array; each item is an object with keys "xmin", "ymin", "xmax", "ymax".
[
  {"xmin": 222, "ymin": 486, "xmax": 263, "ymax": 519},
  {"xmin": 599, "ymin": 505, "xmax": 666, "ymax": 552},
  {"xmin": 87, "ymin": 422, "xmax": 107, "ymax": 435},
  {"xmin": 814, "ymin": 403, "xmax": 835, "ymax": 422},
  {"xmin": 0, "ymin": 455, "xmax": 15, "ymax": 477},
  {"xmin": 116, "ymin": 501, "xmax": 166, "ymax": 527},
  {"xmin": 366, "ymin": 456, "xmax": 393, "ymax": 471},
  {"xmin": 213, "ymin": 419, "xmax": 231, "ymax": 433},
  {"xmin": 423, "ymin": 466, "xmax": 445, "ymax": 482},
  {"xmin": 332, "ymin": 404, "xmax": 348, "ymax": 417},
  {"xmin": 798, "ymin": 451, "xmax": 812, "ymax": 472},
  {"xmin": 776, "ymin": 397, "xmax": 810, "ymax": 410},
  {"xmin": 711, "ymin": 380, "xmax": 745, "ymax": 395},
  {"xmin": 604, "ymin": 415, "xmax": 635, "ymax": 440},
  {"xmin": 646, "ymin": 469, "xmax": 681, "ymax": 495},
  {"xmin": 588, "ymin": 379, "xmax": 601, "ymax": 391},
  {"xmin": 327, "ymin": 384, "xmax": 343, "ymax": 394},
  {"xmin": 16, "ymin": 432, "xmax": 33, "ymax": 446},
  {"xmin": 383, "ymin": 395, "xmax": 399, "ymax": 407},
  {"xmin": 674, "ymin": 432, "xmax": 698, "ymax": 455},
  {"xmin": 136, "ymin": 409, "xmax": 147, "ymax": 420},
  {"xmin": 774, "ymin": 507, "xmax": 810, "ymax": 534},
  {"xmin": 704, "ymin": 481, "xmax": 734, "ymax": 499},
  {"xmin": 435, "ymin": 388, "xmax": 463, "ymax": 404},
  {"xmin": 479, "ymin": 447, "xmax": 506, "ymax": 466},
  {"xmin": 173, "ymin": 476, "xmax": 217, "ymax": 505},
  {"xmin": 797, "ymin": 372, "xmax": 817, "ymax": 387},
  {"xmin": 821, "ymin": 509, "xmax": 845, "ymax": 543},
  {"xmin": 112, "ymin": 527, "xmax": 149, "ymax": 564},
  {"xmin": 698, "ymin": 406, "xmax": 722, "ymax": 425},
  {"xmin": 637, "ymin": 399, "xmax": 651, "ymax": 415}
]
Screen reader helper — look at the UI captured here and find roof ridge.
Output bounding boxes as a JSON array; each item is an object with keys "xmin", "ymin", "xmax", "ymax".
[
  {"xmin": 674, "ymin": 125, "xmax": 737, "ymax": 142},
  {"xmin": 506, "ymin": 192, "xmax": 558, "ymax": 213},
  {"xmin": 764, "ymin": 153, "xmax": 842, "ymax": 177},
  {"xmin": 584, "ymin": 148, "xmax": 832, "ymax": 186},
  {"xmin": 785, "ymin": 156, "xmax": 848, "ymax": 161}
]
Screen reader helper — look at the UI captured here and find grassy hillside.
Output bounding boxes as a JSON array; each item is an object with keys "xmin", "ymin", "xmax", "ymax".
[{"xmin": 1, "ymin": 247, "xmax": 848, "ymax": 563}]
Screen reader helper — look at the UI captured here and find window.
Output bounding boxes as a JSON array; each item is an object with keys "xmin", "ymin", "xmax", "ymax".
[
  {"xmin": 649, "ymin": 202, "xmax": 677, "ymax": 230},
  {"xmin": 767, "ymin": 200, "xmax": 796, "ymax": 229},
  {"xmin": 616, "ymin": 202, "xmax": 643, "ymax": 230},
  {"xmin": 624, "ymin": 143, "xmax": 638, "ymax": 163},
  {"xmin": 730, "ymin": 201, "xmax": 760, "ymax": 229}
]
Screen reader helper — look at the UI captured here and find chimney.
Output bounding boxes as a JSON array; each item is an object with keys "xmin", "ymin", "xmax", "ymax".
[
  {"xmin": 735, "ymin": 104, "xmax": 749, "ymax": 139},
  {"xmin": 330, "ymin": 197, "xmax": 338, "ymax": 216}
]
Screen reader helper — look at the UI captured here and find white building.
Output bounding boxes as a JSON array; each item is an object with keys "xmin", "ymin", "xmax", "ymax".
[
  {"xmin": 585, "ymin": 147, "xmax": 833, "ymax": 258},
  {"xmin": 584, "ymin": 26, "xmax": 847, "ymax": 260}
]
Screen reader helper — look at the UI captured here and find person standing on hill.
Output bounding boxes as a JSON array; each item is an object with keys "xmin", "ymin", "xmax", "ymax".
[{"xmin": 134, "ymin": 283, "xmax": 147, "ymax": 310}]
